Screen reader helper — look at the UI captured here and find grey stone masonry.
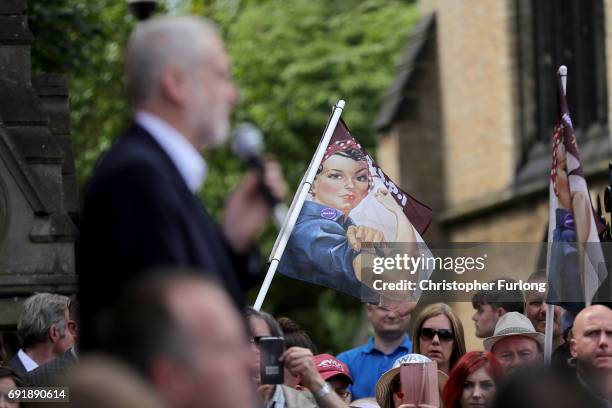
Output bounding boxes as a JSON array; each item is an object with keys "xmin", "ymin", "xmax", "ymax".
[
  {"xmin": 0, "ymin": 0, "xmax": 77, "ymax": 326},
  {"xmin": 0, "ymin": 0, "xmax": 27, "ymax": 15}
]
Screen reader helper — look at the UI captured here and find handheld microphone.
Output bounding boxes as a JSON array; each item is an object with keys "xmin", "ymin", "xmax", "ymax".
[
  {"xmin": 127, "ymin": 0, "xmax": 159, "ymax": 21},
  {"xmin": 232, "ymin": 123, "xmax": 288, "ymax": 229}
]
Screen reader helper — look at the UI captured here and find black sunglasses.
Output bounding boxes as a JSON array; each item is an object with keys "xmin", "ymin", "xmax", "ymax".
[
  {"xmin": 250, "ymin": 336, "xmax": 265, "ymax": 346},
  {"xmin": 420, "ymin": 328, "xmax": 454, "ymax": 341}
]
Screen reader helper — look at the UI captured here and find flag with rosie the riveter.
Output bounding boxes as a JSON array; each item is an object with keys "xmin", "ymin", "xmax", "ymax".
[
  {"xmin": 547, "ymin": 75, "xmax": 607, "ymax": 311},
  {"xmin": 277, "ymin": 119, "xmax": 432, "ymax": 303}
]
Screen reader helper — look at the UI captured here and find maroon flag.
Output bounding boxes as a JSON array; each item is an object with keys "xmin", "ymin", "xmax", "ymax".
[
  {"xmin": 278, "ymin": 119, "xmax": 432, "ymax": 302},
  {"xmin": 333, "ymin": 120, "xmax": 432, "ymax": 235},
  {"xmin": 547, "ymin": 75, "xmax": 606, "ymax": 305}
]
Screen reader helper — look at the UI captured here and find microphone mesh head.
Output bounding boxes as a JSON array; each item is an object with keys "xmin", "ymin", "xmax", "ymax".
[{"xmin": 232, "ymin": 123, "xmax": 263, "ymax": 160}]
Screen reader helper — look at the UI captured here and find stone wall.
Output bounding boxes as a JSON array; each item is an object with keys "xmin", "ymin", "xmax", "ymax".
[
  {"xmin": 376, "ymin": 15, "xmax": 446, "ymax": 242},
  {"xmin": 421, "ymin": 0, "xmax": 517, "ymax": 209},
  {"xmin": 0, "ymin": 0, "xmax": 77, "ymax": 329}
]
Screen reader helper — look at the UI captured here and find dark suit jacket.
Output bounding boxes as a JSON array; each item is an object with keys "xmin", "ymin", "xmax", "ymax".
[
  {"xmin": 24, "ymin": 349, "xmax": 77, "ymax": 387},
  {"xmin": 8, "ymin": 354, "xmax": 26, "ymax": 373},
  {"xmin": 77, "ymin": 123, "xmax": 260, "ymax": 349}
]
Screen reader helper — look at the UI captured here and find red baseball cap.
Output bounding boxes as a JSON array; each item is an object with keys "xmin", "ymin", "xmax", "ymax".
[{"xmin": 313, "ymin": 354, "xmax": 353, "ymax": 384}]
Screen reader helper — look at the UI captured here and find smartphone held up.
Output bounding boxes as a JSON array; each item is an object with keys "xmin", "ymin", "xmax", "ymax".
[{"xmin": 259, "ymin": 337, "xmax": 285, "ymax": 384}]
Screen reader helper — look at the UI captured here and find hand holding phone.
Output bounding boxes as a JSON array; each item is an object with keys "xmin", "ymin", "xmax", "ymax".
[{"xmin": 259, "ymin": 337, "xmax": 285, "ymax": 384}]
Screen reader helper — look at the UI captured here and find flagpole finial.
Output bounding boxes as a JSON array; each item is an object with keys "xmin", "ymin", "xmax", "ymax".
[{"xmin": 558, "ymin": 66, "xmax": 568, "ymax": 96}]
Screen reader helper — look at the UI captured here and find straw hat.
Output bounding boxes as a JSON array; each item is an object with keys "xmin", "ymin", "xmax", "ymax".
[
  {"xmin": 375, "ymin": 354, "xmax": 446, "ymax": 407},
  {"xmin": 483, "ymin": 312, "xmax": 545, "ymax": 352},
  {"xmin": 349, "ymin": 397, "xmax": 380, "ymax": 408}
]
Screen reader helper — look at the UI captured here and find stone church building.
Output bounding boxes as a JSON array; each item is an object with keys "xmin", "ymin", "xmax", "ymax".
[
  {"xmin": 0, "ymin": 0, "xmax": 78, "ymax": 352},
  {"xmin": 376, "ymin": 0, "xmax": 612, "ymax": 348}
]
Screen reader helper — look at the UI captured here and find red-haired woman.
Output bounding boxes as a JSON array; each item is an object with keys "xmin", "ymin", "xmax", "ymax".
[{"xmin": 442, "ymin": 351, "xmax": 504, "ymax": 408}]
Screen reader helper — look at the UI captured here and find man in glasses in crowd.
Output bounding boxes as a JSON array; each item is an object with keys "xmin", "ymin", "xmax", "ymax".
[
  {"xmin": 337, "ymin": 300, "xmax": 416, "ymax": 399},
  {"xmin": 523, "ymin": 271, "xmax": 567, "ymax": 352}
]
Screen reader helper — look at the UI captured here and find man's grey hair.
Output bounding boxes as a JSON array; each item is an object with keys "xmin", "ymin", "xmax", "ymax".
[
  {"xmin": 18, "ymin": 293, "xmax": 70, "ymax": 348},
  {"xmin": 125, "ymin": 16, "xmax": 220, "ymax": 109}
]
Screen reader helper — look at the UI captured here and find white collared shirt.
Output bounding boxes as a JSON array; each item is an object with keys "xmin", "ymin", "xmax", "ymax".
[
  {"xmin": 134, "ymin": 111, "xmax": 207, "ymax": 193},
  {"xmin": 266, "ymin": 384, "xmax": 286, "ymax": 408},
  {"xmin": 17, "ymin": 348, "xmax": 38, "ymax": 372}
]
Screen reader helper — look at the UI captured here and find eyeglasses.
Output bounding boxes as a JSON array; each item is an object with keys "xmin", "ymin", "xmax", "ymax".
[
  {"xmin": 420, "ymin": 328, "xmax": 454, "ymax": 341},
  {"xmin": 373, "ymin": 304, "xmax": 392, "ymax": 312},
  {"xmin": 334, "ymin": 388, "xmax": 351, "ymax": 399},
  {"xmin": 249, "ymin": 336, "xmax": 265, "ymax": 346}
]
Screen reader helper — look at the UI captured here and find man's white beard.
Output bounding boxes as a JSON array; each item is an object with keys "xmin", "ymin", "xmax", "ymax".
[
  {"xmin": 209, "ymin": 118, "xmax": 230, "ymax": 147},
  {"xmin": 187, "ymin": 106, "xmax": 230, "ymax": 149}
]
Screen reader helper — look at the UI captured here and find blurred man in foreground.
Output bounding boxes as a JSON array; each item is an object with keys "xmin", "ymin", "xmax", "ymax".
[
  {"xmin": 104, "ymin": 271, "xmax": 254, "ymax": 408},
  {"xmin": 77, "ymin": 15, "xmax": 286, "ymax": 349}
]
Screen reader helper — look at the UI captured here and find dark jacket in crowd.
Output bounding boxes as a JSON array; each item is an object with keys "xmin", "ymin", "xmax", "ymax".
[{"xmin": 24, "ymin": 348, "xmax": 78, "ymax": 387}]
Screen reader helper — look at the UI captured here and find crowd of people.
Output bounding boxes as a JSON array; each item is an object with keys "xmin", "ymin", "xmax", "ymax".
[{"xmin": 0, "ymin": 275, "xmax": 610, "ymax": 408}]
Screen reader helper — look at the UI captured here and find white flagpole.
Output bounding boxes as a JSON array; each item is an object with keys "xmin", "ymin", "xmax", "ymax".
[
  {"xmin": 253, "ymin": 100, "xmax": 346, "ymax": 311},
  {"xmin": 545, "ymin": 65, "xmax": 567, "ymax": 365},
  {"xmin": 559, "ymin": 65, "xmax": 567, "ymax": 95}
]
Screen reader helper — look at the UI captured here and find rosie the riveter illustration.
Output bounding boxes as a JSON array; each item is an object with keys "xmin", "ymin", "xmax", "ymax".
[
  {"xmin": 548, "ymin": 108, "xmax": 605, "ymax": 307},
  {"xmin": 278, "ymin": 122, "xmax": 431, "ymax": 301}
]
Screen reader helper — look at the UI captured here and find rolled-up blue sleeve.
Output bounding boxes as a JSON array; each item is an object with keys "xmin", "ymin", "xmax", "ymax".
[
  {"xmin": 299, "ymin": 219, "xmax": 356, "ymax": 275},
  {"xmin": 548, "ymin": 208, "xmax": 580, "ymax": 303},
  {"xmin": 278, "ymin": 216, "xmax": 361, "ymax": 295}
]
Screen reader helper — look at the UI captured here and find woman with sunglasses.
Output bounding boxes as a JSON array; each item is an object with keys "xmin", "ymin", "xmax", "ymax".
[
  {"xmin": 442, "ymin": 351, "xmax": 504, "ymax": 408},
  {"xmin": 412, "ymin": 303, "xmax": 466, "ymax": 375}
]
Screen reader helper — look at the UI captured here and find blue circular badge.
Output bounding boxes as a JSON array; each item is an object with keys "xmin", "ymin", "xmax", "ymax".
[
  {"xmin": 562, "ymin": 212, "xmax": 575, "ymax": 229},
  {"xmin": 320, "ymin": 207, "xmax": 337, "ymax": 219}
]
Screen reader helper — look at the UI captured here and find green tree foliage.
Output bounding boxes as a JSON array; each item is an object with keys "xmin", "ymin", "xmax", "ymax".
[
  {"xmin": 28, "ymin": 0, "xmax": 418, "ymax": 352},
  {"xmin": 28, "ymin": 0, "xmax": 137, "ymax": 185},
  {"xmin": 200, "ymin": 0, "xmax": 419, "ymax": 352}
]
